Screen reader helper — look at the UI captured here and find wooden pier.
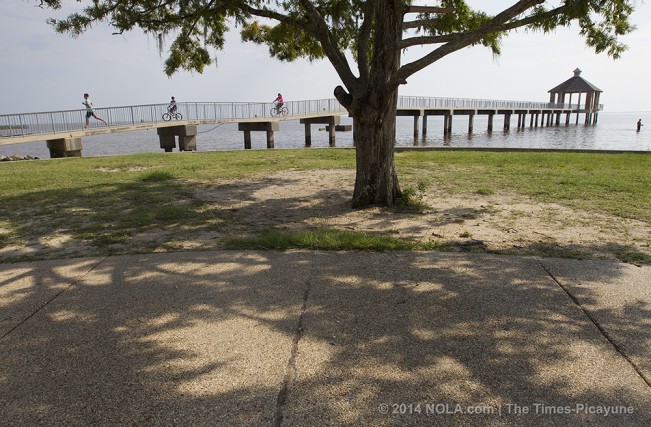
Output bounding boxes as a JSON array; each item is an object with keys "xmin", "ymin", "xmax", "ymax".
[
  {"xmin": 1, "ymin": 70, "xmax": 604, "ymax": 158},
  {"xmin": 0, "ymin": 103, "xmax": 601, "ymax": 158},
  {"xmin": 398, "ymin": 104, "xmax": 599, "ymax": 139}
]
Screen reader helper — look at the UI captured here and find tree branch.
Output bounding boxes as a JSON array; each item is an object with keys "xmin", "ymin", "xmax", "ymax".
[
  {"xmin": 401, "ymin": 2, "xmax": 577, "ymax": 49},
  {"xmin": 494, "ymin": 3, "xmax": 575, "ymax": 32},
  {"xmin": 403, "ymin": 19, "xmax": 435, "ymax": 30},
  {"xmin": 403, "ymin": 6, "xmax": 455, "ymax": 30},
  {"xmin": 356, "ymin": 1, "xmax": 374, "ymax": 87},
  {"xmin": 239, "ymin": 4, "xmax": 303, "ymax": 28},
  {"xmin": 401, "ymin": 34, "xmax": 455, "ymax": 48},
  {"xmin": 295, "ymin": 0, "xmax": 358, "ymax": 90},
  {"xmin": 396, "ymin": 0, "xmax": 545, "ymax": 85},
  {"xmin": 405, "ymin": 6, "xmax": 455, "ymax": 14}
]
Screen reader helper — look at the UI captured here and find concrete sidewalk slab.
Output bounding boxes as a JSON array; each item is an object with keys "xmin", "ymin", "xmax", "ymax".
[
  {"xmin": 283, "ymin": 252, "xmax": 651, "ymax": 426},
  {"xmin": 540, "ymin": 258, "xmax": 651, "ymax": 386},
  {"xmin": 0, "ymin": 252, "xmax": 312, "ymax": 425},
  {"xmin": 0, "ymin": 258, "xmax": 103, "ymax": 338},
  {"xmin": 1, "ymin": 251, "xmax": 650, "ymax": 426}
]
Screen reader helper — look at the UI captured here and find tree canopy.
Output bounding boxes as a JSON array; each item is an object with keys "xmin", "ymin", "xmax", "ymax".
[
  {"xmin": 40, "ymin": 0, "xmax": 638, "ymax": 207},
  {"xmin": 42, "ymin": 1, "xmax": 635, "ymax": 93}
]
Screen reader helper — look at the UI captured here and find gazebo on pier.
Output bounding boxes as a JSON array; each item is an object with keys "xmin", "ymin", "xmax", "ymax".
[{"xmin": 548, "ymin": 68, "xmax": 603, "ymax": 125}]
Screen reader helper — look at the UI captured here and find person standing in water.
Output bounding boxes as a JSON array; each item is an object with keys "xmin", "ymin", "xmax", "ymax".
[{"xmin": 637, "ymin": 119, "xmax": 643, "ymax": 132}]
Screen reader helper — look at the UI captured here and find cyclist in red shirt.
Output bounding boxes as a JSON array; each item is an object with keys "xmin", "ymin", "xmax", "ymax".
[{"xmin": 273, "ymin": 93, "xmax": 284, "ymax": 113}]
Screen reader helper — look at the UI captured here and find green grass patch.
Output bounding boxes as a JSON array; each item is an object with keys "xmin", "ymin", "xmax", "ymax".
[
  {"xmin": 475, "ymin": 187, "xmax": 495, "ymax": 195},
  {"xmin": 396, "ymin": 150, "xmax": 651, "ymax": 221},
  {"xmin": 1, "ymin": 148, "xmax": 650, "ymax": 262},
  {"xmin": 154, "ymin": 205, "xmax": 191, "ymax": 221},
  {"xmin": 395, "ymin": 180, "xmax": 429, "ymax": 213},
  {"xmin": 76, "ymin": 230, "xmax": 131, "ymax": 247},
  {"xmin": 0, "ymin": 232, "xmax": 14, "ymax": 248},
  {"xmin": 140, "ymin": 170, "xmax": 176, "ymax": 181},
  {"xmin": 223, "ymin": 227, "xmax": 448, "ymax": 251}
]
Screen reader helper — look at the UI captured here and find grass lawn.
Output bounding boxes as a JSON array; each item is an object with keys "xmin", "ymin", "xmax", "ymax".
[{"xmin": 0, "ymin": 148, "xmax": 649, "ymax": 262}]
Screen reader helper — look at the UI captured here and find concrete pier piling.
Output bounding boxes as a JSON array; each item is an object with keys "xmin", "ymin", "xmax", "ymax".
[{"xmin": 157, "ymin": 125, "xmax": 197, "ymax": 152}]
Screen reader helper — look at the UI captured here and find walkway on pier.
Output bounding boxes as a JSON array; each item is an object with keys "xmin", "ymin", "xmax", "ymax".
[{"xmin": 0, "ymin": 96, "xmax": 602, "ymax": 157}]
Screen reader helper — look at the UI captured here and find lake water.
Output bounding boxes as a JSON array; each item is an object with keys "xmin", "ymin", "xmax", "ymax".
[{"xmin": 1, "ymin": 111, "xmax": 649, "ymax": 158}]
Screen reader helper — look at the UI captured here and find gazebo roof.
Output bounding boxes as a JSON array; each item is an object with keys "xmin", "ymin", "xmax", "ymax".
[{"xmin": 548, "ymin": 68, "xmax": 602, "ymax": 93}]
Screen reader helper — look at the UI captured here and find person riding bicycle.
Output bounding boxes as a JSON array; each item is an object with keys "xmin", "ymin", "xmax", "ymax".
[
  {"xmin": 273, "ymin": 93, "xmax": 284, "ymax": 113},
  {"xmin": 168, "ymin": 97, "xmax": 177, "ymax": 115}
]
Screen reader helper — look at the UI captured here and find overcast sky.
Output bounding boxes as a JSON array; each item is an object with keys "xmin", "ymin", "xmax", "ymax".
[{"xmin": 1, "ymin": 1, "xmax": 650, "ymax": 115}]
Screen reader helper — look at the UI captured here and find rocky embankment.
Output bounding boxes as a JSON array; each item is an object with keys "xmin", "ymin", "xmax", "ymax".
[{"xmin": 0, "ymin": 155, "xmax": 40, "ymax": 162}]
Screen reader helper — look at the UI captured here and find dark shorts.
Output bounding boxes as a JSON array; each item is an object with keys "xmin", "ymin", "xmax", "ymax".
[{"xmin": 86, "ymin": 111, "xmax": 94, "ymax": 118}]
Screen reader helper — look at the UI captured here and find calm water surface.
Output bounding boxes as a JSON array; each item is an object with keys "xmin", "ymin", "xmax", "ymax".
[{"xmin": 1, "ymin": 111, "xmax": 649, "ymax": 158}]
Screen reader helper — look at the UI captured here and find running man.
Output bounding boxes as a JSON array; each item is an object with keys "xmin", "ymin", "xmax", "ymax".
[{"xmin": 82, "ymin": 93, "xmax": 108, "ymax": 128}]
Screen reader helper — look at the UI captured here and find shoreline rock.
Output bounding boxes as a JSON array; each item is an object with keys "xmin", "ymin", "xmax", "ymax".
[{"xmin": 0, "ymin": 155, "xmax": 40, "ymax": 162}]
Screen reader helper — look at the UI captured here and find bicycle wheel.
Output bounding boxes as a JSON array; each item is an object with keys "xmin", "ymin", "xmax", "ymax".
[
  {"xmin": 281, "ymin": 107, "xmax": 288, "ymax": 116},
  {"xmin": 175, "ymin": 113, "xmax": 183, "ymax": 120},
  {"xmin": 162, "ymin": 113, "xmax": 171, "ymax": 121},
  {"xmin": 270, "ymin": 108, "xmax": 278, "ymax": 117}
]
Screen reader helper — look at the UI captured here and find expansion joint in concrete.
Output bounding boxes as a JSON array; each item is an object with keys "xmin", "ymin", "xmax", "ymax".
[
  {"xmin": 536, "ymin": 258, "xmax": 651, "ymax": 390},
  {"xmin": 273, "ymin": 277, "xmax": 313, "ymax": 427},
  {"xmin": 0, "ymin": 257, "xmax": 108, "ymax": 342}
]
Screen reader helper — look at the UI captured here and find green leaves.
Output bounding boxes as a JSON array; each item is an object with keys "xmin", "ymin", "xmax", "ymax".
[
  {"xmin": 241, "ymin": 21, "xmax": 325, "ymax": 61},
  {"xmin": 41, "ymin": 0, "xmax": 638, "ymax": 84},
  {"xmin": 522, "ymin": 0, "xmax": 635, "ymax": 59},
  {"xmin": 412, "ymin": 0, "xmax": 502, "ymax": 53},
  {"xmin": 164, "ymin": 33, "xmax": 212, "ymax": 75}
]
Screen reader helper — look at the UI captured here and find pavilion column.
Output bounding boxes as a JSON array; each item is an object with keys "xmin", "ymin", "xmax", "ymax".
[
  {"xmin": 584, "ymin": 92, "xmax": 593, "ymax": 124},
  {"xmin": 593, "ymin": 92, "xmax": 601, "ymax": 124}
]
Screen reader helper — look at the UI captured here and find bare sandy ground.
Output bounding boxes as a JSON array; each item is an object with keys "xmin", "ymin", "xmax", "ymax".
[
  {"xmin": 195, "ymin": 169, "xmax": 651, "ymax": 263},
  {"xmin": 2, "ymin": 169, "xmax": 649, "ymax": 264}
]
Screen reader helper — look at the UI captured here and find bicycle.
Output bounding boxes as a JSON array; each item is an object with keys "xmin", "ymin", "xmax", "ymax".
[
  {"xmin": 162, "ymin": 107, "xmax": 183, "ymax": 121},
  {"xmin": 270, "ymin": 103, "xmax": 288, "ymax": 117}
]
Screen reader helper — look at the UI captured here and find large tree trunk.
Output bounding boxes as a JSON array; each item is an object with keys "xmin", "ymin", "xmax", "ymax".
[
  {"xmin": 350, "ymin": 91, "xmax": 401, "ymax": 208},
  {"xmin": 347, "ymin": 0, "xmax": 403, "ymax": 208}
]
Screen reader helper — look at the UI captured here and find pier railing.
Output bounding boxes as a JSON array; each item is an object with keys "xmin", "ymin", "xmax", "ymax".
[
  {"xmin": 397, "ymin": 96, "xmax": 601, "ymax": 111},
  {"xmin": 0, "ymin": 99, "xmax": 348, "ymax": 138},
  {"xmin": 0, "ymin": 96, "xmax": 603, "ymax": 139}
]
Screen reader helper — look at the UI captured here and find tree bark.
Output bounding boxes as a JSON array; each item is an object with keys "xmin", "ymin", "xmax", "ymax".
[
  {"xmin": 346, "ymin": 0, "xmax": 403, "ymax": 208},
  {"xmin": 350, "ymin": 91, "xmax": 401, "ymax": 208}
]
